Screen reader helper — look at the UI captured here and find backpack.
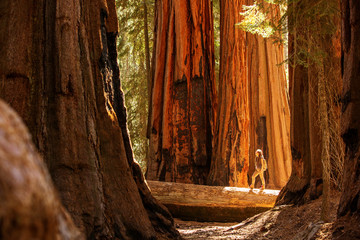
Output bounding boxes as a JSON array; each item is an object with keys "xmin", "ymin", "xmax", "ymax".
[
  {"xmin": 255, "ymin": 156, "xmax": 267, "ymax": 171},
  {"xmin": 262, "ymin": 157, "xmax": 267, "ymax": 171}
]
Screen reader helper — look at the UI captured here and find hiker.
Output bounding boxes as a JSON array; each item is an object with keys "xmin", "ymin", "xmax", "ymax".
[{"xmin": 250, "ymin": 149, "xmax": 267, "ymax": 190}]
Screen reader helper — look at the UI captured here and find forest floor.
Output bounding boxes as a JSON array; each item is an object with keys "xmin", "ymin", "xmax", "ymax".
[{"xmin": 175, "ymin": 191, "xmax": 359, "ymax": 239}]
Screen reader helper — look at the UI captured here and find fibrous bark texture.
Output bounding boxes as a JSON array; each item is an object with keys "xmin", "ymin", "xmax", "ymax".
[
  {"xmin": 0, "ymin": 100, "xmax": 82, "ymax": 240},
  {"xmin": 207, "ymin": 0, "xmax": 249, "ymax": 187},
  {"xmin": 247, "ymin": 0, "xmax": 291, "ymax": 189},
  {"xmin": 275, "ymin": 2, "xmax": 319, "ymax": 205},
  {"xmin": 147, "ymin": 0, "xmax": 216, "ymax": 184},
  {"xmin": 337, "ymin": 0, "xmax": 360, "ymax": 225},
  {"xmin": 276, "ymin": 0, "xmax": 341, "ymax": 205},
  {"xmin": 0, "ymin": 0, "xmax": 179, "ymax": 239}
]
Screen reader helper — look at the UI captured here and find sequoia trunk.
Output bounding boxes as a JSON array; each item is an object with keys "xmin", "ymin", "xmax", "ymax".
[
  {"xmin": 147, "ymin": 0, "xmax": 216, "ymax": 184},
  {"xmin": 247, "ymin": 0, "xmax": 292, "ymax": 189},
  {"xmin": 276, "ymin": 0, "xmax": 341, "ymax": 205},
  {"xmin": 207, "ymin": 0, "xmax": 249, "ymax": 187},
  {"xmin": 0, "ymin": 100, "xmax": 82, "ymax": 239},
  {"xmin": 0, "ymin": 0, "xmax": 179, "ymax": 239},
  {"xmin": 337, "ymin": 0, "xmax": 360, "ymax": 229}
]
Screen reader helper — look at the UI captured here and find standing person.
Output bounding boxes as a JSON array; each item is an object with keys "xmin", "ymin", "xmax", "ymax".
[{"xmin": 250, "ymin": 149, "xmax": 267, "ymax": 190}]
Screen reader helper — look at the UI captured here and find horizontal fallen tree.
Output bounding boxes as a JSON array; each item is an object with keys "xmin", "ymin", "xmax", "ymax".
[{"xmin": 147, "ymin": 180, "xmax": 280, "ymax": 222}]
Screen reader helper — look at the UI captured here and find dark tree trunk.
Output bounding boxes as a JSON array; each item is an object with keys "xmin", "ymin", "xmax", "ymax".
[
  {"xmin": 247, "ymin": 0, "xmax": 292, "ymax": 189},
  {"xmin": 336, "ymin": 0, "xmax": 360, "ymax": 234},
  {"xmin": 0, "ymin": 100, "xmax": 82, "ymax": 239},
  {"xmin": 207, "ymin": 0, "xmax": 249, "ymax": 187},
  {"xmin": 275, "ymin": 2, "xmax": 320, "ymax": 205},
  {"xmin": 0, "ymin": 0, "xmax": 180, "ymax": 239},
  {"xmin": 276, "ymin": 0, "xmax": 341, "ymax": 206},
  {"xmin": 146, "ymin": 0, "xmax": 217, "ymax": 184},
  {"xmin": 143, "ymin": 0, "xmax": 152, "ymax": 145}
]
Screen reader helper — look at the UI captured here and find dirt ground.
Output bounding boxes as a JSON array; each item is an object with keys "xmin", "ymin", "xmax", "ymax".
[{"xmin": 175, "ymin": 191, "xmax": 360, "ymax": 239}]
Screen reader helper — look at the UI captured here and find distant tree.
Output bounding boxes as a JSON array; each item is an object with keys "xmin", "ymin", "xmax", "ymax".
[
  {"xmin": 116, "ymin": 0, "xmax": 155, "ymax": 171},
  {"xmin": 146, "ymin": 0, "xmax": 217, "ymax": 184},
  {"xmin": 207, "ymin": 0, "xmax": 249, "ymax": 187},
  {"xmin": 246, "ymin": 0, "xmax": 292, "ymax": 189}
]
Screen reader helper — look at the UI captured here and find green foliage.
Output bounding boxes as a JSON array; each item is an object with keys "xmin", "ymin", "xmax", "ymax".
[
  {"xmin": 213, "ymin": 0, "xmax": 220, "ymax": 89},
  {"xmin": 287, "ymin": 0, "xmax": 339, "ymax": 67},
  {"xmin": 237, "ymin": 2, "xmax": 275, "ymax": 38},
  {"xmin": 116, "ymin": 0, "xmax": 155, "ymax": 172}
]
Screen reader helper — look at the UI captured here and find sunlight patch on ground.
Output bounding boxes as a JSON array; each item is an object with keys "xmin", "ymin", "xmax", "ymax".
[{"xmin": 222, "ymin": 186, "xmax": 280, "ymax": 196}]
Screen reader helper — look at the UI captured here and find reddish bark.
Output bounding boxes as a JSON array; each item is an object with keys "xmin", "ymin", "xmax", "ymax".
[
  {"xmin": 0, "ymin": 0, "xmax": 179, "ymax": 239},
  {"xmin": 247, "ymin": 0, "xmax": 292, "ymax": 189},
  {"xmin": 0, "ymin": 100, "xmax": 82, "ymax": 239},
  {"xmin": 207, "ymin": 0, "xmax": 249, "ymax": 187},
  {"xmin": 336, "ymin": 0, "xmax": 360, "ymax": 234},
  {"xmin": 147, "ymin": 0, "xmax": 216, "ymax": 184}
]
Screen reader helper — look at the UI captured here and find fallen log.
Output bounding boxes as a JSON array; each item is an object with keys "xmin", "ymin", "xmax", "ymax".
[{"xmin": 147, "ymin": 180, "xmax": 280, "ymax": 222}]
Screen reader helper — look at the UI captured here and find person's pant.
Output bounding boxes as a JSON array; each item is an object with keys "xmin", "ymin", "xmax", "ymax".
[{"xmin": 250, "ymin": 170, "xmax": 265, "ymax": 189}]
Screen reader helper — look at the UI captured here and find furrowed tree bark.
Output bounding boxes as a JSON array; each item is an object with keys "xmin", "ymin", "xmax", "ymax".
[
  {"xmin": 317, "ymin": 4, "xmax": 342, "ymax": 221},
  {"xmin": 318, "ymin": 62, "xmax": 331, "ymax": 222},
  {"xmin": 276, "ymin": 2, "xmax": 316, "ymax": 205},
  {"xmin": 0, "ymin": 100, "xmax": 82, "ymax": 239},
  {"xmin": 336, "ymin": 0, "xmax": 360, "ymax": 235},
  {"xmin": 276, "ymin": 0, "xmax": 341, "ymax": 206},
  {"xmin": 0, "ymin": 0, "xmax": 180, "ymax": 239},
  {"xmin": 147, "ymin": 0, "xmax": 217, "ymax": 184},
  {"xmin": 247, "ymin": 0, "xmax": 292, "ymax": 189},
  {"xmin": 207, "ymin": 0, "xmax": 249, "ymax": 187}
]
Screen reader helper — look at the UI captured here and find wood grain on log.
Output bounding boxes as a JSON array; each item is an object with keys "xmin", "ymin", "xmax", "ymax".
[{"xmin": 148, "ymin": 180, "xmax": 279, "ymax": 222}]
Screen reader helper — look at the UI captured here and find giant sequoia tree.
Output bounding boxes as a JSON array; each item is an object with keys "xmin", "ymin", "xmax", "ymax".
[
  {"xmin": 276, "ymin": 0, "xmax": 341, "ymax": 205},
  {"xmin": 0, "ymin": 100, "xmax": 82, "ymax": 239},
  {"xmin": 246, "ymin": 0, "xmax": 292, "ymax": 189},
  {"xmin": 337, "ymin": 0, "xmax": 360, "ymax": 232},
  {"xmin": 207, "ymin": 0, "xmax": 249, "ymax": 187},
  {"xmin": 147, "ymin": 0, "xmax": 217, "ymax": 184},
  {"xmin": 0, "ymin": 0, "xmax": 179, "ymax": 239}
]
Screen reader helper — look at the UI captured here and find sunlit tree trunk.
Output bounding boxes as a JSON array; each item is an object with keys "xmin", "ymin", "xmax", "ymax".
[
  {"xmin": 337, "ymin": 0, "xmax": 360, "ymax": 230},
  {"xmin": 247, "ymin": 0, "xmax": 292, "ymax": 189},
  {"xmin": 147, "ymin": 0, "xmax": 217, "ymax": 184},
  {"xmin": 207, "ymin": 0, "xmax": 249, "ymax": 187},
  {"xmin": 0, "ymin": 0, "xmax": 179, "ymax": 239}
]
